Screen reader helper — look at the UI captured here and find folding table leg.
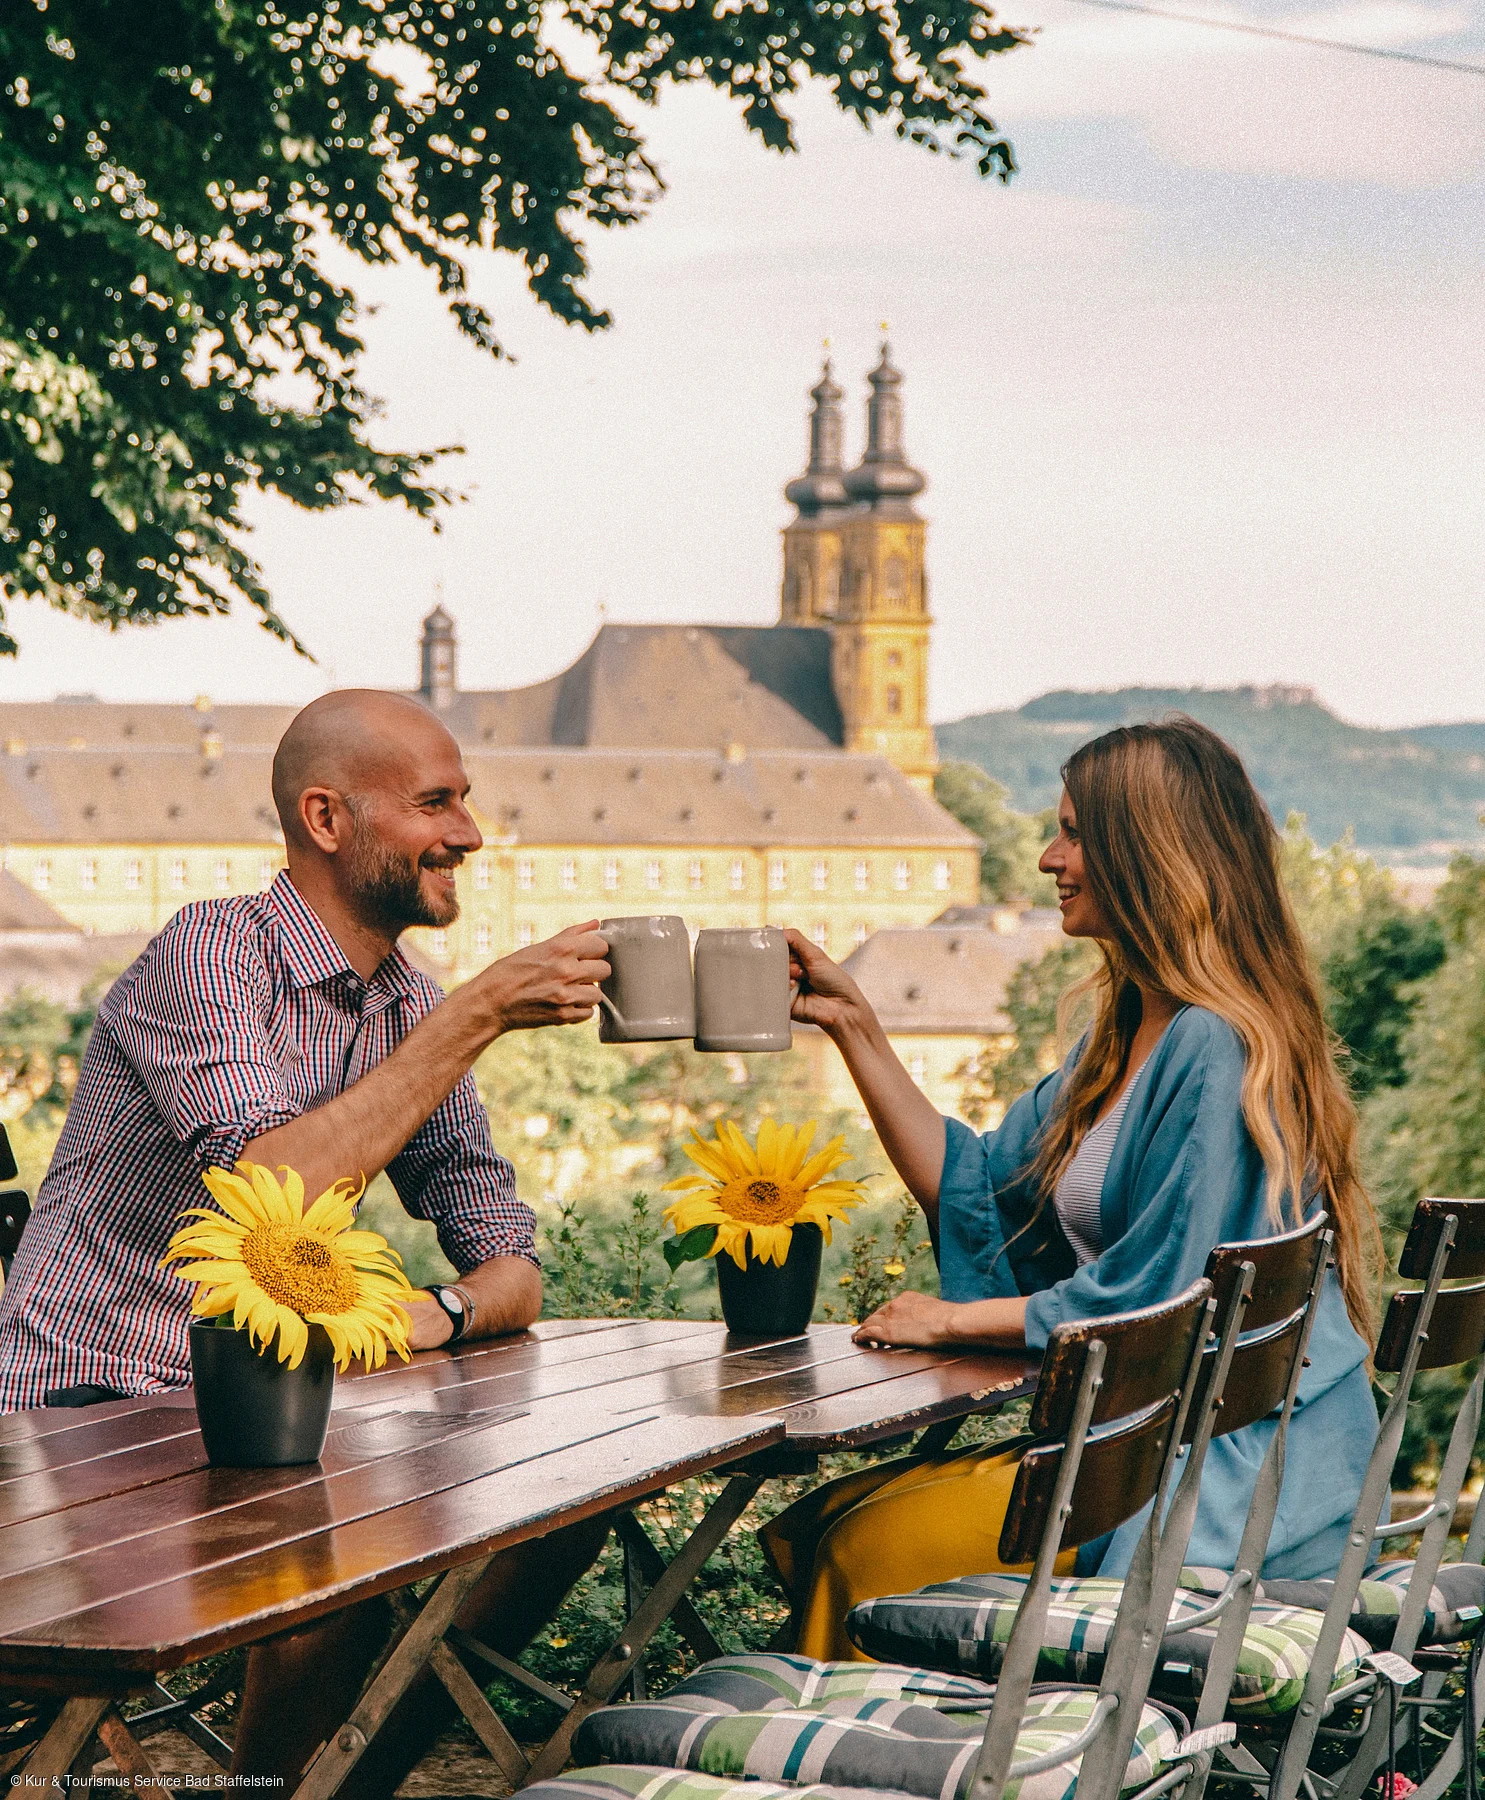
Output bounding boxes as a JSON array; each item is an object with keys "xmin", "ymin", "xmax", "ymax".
[
  {"xmin": 96, "ymin": 1705, "xmax": 182, "ymax": 1797},
  {"xmin": 427, "ymin": 1640, "xmax": 531, "ymax": 1786},
  {"xmin": 292, "ymin": 1552, "xmax": 496, "ymax": 1800},
  {"xmin": 520, "ymin": 1474, "xmax": 763, "ymax": 1787}
]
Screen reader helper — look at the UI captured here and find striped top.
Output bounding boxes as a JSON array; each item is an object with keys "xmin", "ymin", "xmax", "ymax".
[
  {"xmin": 1053, "ymin": 1082, "xmax": 1137, "ymax": 1265},
  {"xmin": 0, "ymin": 873, "xmax": 534, "ymax": 1412}
]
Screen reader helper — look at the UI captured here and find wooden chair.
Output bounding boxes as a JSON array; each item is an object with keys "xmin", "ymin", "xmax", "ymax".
[
  {"xmin": 1234, "ymin": 1197, "xmax": 1485, "ymax": 1800},
  {"xmin": 555, "ymin": 1278, "xmax": 1225, "ymax": 1800}
]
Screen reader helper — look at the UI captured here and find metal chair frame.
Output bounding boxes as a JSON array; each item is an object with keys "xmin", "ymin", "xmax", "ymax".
[{"xmin": 1222, "ymin": 1198, "xmax": 1485, "ymax": 1800}]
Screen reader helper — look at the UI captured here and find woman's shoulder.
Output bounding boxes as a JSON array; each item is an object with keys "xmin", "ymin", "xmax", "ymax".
[{"xmin": 1158, "ymin": 1004, "xmax": 1246, "ymax": 1079}]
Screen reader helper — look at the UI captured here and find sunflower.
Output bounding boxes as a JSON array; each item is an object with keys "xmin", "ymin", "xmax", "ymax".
[
  {"xmin": 161, "ymin": 1161, "xmax": 424, "ymax": 1371},
  {"xmin": 662, "ymin": 1118, "xmax": 868, "ymax": 1269}
]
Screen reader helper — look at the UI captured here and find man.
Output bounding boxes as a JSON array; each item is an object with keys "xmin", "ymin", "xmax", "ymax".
[{"xmin": 0, "ymin": 689, "xmax": 614, "ymax": 1790}]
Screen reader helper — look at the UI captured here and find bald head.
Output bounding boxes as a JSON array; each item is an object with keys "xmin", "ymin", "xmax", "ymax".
[{"xmin": 272, "ymin": 690, "xmax": 460, "ymax": 847}]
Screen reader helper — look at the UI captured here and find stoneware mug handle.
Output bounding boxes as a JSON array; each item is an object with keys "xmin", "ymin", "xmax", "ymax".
[{"xmin": 598, "ymin": 991, "xmax": 626, "ymax": 1029}]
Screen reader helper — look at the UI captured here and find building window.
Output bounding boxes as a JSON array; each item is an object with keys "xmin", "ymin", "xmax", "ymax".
[
  {"xmin": 168, "ymin": 857, "xmax": 187, "ymax": 892},
  {"xmin": 603, "ymin": 857, "xmax": 620, "ymax": 892},
  {"xmin": 517, "ymin": 922, "xmax": 534, "ymax": 948},
  {"xmin": 933, "ymin": 859, "xmax": 951, "ymax": 891},
  {"xmin": 893, "ymin": 859, "xmax": 911, "ymax": 892},
  {"xmin": 854, "ymin": 859, "xmax": 869, "ymax": 893},
  {"xmin": 768, "ymin": 858, "xmax": 786, "ymax": 893},
  {"xmin": 474, "ymin": 857, "xmax": 491, "ymax": 891},
  {"xmin": 853, "ymin": 921, "xmax": 869, "ymax": 947},
  {"xmin": 32, "ymin": 858, "xmax": 50, "ymax": 892},
  {"xmin": 213, "ymin": 857, "xmax": 230, "ymax": 891},
  {"xmin": 811, "ymin": 859, "xmax": 828, "ymax": 893},
  {"xmin": 729, "ymin": 859, "xmax": 745, "ymax": 893},
  {"xmin": 908, "ymin": 1053, "xmax": 927, "ymax": 1086},
  {"xmin": 79, "ymin": 858, "xmax": 97, "ymax": 891},
  {"xmin": 886, "ymin": 684, "xmax": 903, "ymax": 715},
  {"xmin": 560, "ymin": 858, "xmax": 578, "ymax": 893},
  {"xmin": 259, "ymin": 858, "xmax": 275, "ymax": 891},
  {"xmin": 688, "ymin": 858, "xmax": 704, "ymax": 891},
  {"xmin": 429, "ymin": 929, "xmax": 449, "ymax": 959},
  {"xmin": 124, "ymin": 858, "xmax": 142, "ymax": 892},
  {"xmin": 887, "ymin": 648, "xmax": 903, "ymax": 668},
  {"xmin": 475, "ymin": 923, "xmax": 492, "ymax": 955},
  {"xmin": 645, "ymin": 859, "xmax": 662, "ymax": 891},
  {"xmin": 811, "ymin": 921, "xmax": 829, "ymax": 949},
  {"xmin": 517, "ymin": 857, "xmax": 534, "ymax": 892}
]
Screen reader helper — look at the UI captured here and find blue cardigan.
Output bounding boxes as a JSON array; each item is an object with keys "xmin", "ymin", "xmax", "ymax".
[{"xmin": 938, "ymin": 1004, "xmax": 1377, "ymax": 1580}]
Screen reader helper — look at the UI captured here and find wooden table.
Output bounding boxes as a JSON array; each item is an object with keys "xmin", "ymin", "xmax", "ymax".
[{"xmin": 0, "ymin": 1319, "xmax": 1036, "ymax": 1796}]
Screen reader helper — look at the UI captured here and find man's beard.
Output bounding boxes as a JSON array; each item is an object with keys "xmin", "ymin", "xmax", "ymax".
[{"xmin": 345, "ymin": 821, "xmax": 461, "ymax": 935}]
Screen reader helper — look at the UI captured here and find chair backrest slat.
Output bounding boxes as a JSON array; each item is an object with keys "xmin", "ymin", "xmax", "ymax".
[
  {"xmin": 1398, "ymin": 1197, "xmax": 1485, "ymax": 1280},
  {"xmin": 1028, "ymin": 1282, "xmax": 1216, "ymax": 1438},
  {"xmin": 0, "ymin": 1191, "xmax": 29, "ymax": 1262},
  {"xmin": 1376, "ymin": 1277, "xmax": 1485, "ymax": 1373},
  {"xmin": 0, "ymin": 1125, "xmax": 16, "ymax": 1186},
  {"xmin": 1000, "ymin": 1395, "xmax": 1181, "ymax": 1565},
  {"xmin": 1183, "ymin": 1214, "xmax": 1329, "ymax": 1444}
]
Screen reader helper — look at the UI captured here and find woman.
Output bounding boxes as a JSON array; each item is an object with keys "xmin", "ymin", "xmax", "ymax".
[{"xmin": 765, "ymin": 717, "xmax": 1381, "ymax": 1661}]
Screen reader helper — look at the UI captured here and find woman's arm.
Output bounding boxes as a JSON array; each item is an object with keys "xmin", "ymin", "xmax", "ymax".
[
  {"xmin": 786, "ymin": 929, "xmax": 948, "ymax": 1218},
  {"xmin": 852, "ymin": 1291, "xmax": 1029, "ymax": 1349}
]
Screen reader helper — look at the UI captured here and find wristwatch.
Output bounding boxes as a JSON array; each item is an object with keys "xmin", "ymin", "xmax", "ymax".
[{"xmin": 429, "ymin": 1283, "xmax": 474, "ymax": 1344}]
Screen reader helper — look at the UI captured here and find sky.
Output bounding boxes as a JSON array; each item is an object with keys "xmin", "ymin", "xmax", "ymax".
[{"xmin": 3, "ymin": 0, "xmax": 1483, "ymax": 727}]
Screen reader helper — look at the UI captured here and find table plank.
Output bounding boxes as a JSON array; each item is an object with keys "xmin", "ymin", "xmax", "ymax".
[
  {"xmin": 0, "ymin": 1412, "xmax": 782, "ymax": 1677},
  {"xmin": 768, "ymin": 1354, "xmax": 1037, "ymax": 1450}
]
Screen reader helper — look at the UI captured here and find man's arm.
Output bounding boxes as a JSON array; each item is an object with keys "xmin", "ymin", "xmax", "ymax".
[
  {"xmin": 243, "ymin": 922, "xmax": 609, "ymax": 1200},
  {"xmin": 409, "ymin": 1254, "xmax": 543, "ymax": 1348}
]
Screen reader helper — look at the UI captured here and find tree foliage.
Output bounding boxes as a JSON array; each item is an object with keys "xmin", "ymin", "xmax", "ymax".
[
  {"xmin": 0, "ymin": 0, "xmax": 1024, "ymax": 652},
  {"xmin": 932, "ymin": 759, "xmax": 1054, "ymax": 904}
]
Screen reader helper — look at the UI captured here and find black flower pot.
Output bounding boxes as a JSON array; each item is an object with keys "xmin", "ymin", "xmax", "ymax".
[
  {"xmin": 190, "ymin": 1320, "xmax": 335, "ymax": 1467},
  {"xmin": 715, "ymin": 1224, "xmax": 823, "ymax": 1337}
]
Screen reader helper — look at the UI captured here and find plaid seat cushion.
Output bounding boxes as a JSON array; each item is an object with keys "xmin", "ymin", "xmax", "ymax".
[
  {"xmin": 847, "ymin": 1575, "xmax": 1371, "ymax": 1720},
  {"xmin": 574, "ymin": 1654, "xmax": 1182, "ymax": 1800},
  {"xmin": 522, "ymin": 1772, "xmax": 910, "ymax": 1800},
  {"xmin": 1250, "ymin": 1558, "xmax": 1485, "ymax": 1649}
]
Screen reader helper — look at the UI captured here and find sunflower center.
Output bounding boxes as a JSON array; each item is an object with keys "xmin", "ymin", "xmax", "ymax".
[
  {"xmin": 718, "ymin": 1177, "xmax": 804, "ymax": 1224},
  {"xmin": 241, "ymin": 1223, "xmax": 359, "ymax": 1316}
]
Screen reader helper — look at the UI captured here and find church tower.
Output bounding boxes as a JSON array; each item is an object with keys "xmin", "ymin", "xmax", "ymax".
[
  {"xmin": 418, "ymin": 602, "xmax": 458, "ymax": 711},
  {"xmin": 807, "ymin": 343, "xmax": 937, "ymax": 792},
  {"xmin": 781, "ymin": 360, "xmax": 852, "ymax": 624}
]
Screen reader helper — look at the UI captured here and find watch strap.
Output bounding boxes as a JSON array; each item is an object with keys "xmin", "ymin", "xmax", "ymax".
[{"xmin": 432, "ymin": 1283, "xmax": 471, "ymax": 1343}]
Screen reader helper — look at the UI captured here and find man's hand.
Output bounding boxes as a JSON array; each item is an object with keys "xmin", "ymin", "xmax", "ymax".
[
  {"xmin": 471, "ymin": 922, "xmax": 611, "ymax": 1036},
  {"xmin": 852, "ymin": 1290, "xmax": 963, "ymax": 1349},
  {"xmin": 407, "ymin": 1292, "xmax": 455, "ymax": 1350},
  {"xmin": 785, "ymin": 928, "xmax": 872, "ymax": 1038}
]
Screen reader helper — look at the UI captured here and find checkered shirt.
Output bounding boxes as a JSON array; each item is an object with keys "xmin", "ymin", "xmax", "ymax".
[{"xmin": 0, "ymin": 873, "xmax": 534, "ymax": 1411}]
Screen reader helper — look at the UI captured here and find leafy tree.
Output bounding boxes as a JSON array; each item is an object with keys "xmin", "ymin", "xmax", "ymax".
[
  {"xmin": 0, "ymin": 0, "xmax": 1024, "ymax": 653},
  {"xmin": 1280, "ymin": 816, "xmax": 1445, "ymax": 1099},
  {"xmin": 933, "ymin": 760, "xmax": 1054, "ymax": 904}
]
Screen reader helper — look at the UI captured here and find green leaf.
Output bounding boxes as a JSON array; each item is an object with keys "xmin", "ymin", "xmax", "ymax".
[{"xmin": 664, "ymin": 1225, "xmax": 717, "ymax": 1271}]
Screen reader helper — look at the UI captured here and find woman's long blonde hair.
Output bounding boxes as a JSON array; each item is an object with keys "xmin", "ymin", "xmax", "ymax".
[{"xmin": 1027, "ymin": 717, "xmax": 1381, "ymax": 1343}]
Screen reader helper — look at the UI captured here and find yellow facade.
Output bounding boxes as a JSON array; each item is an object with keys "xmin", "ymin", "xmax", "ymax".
[
  {"xmin": 0, "ymin": 833, "xmax": 978, "ymax": 988},
  {"xmin": 0, "ymin": 842, "xmax": 287, "ymax": 938}
]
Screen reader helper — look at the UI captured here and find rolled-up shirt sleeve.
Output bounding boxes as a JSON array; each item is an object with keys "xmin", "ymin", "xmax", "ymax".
[
  {"xmin": 107, "ymin": 907, "xmax": 301, "ymax": 1172},
  {"xmin": 388, "ymin": 1070, "xmax": 537, "ymax": 1272}
]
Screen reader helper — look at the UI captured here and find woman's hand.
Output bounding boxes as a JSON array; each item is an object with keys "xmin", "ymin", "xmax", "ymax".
[
  {"xmin": 852, "ymin": 1291, "xmax": 964, "ymax": 1349},
  {"xmin": 785, "ymin": 929, "xmax": 873, "ymax": 1038},
  {"xmin": 853, "ymin": 1291, "xmax": 1030, "ymax": 1351}
]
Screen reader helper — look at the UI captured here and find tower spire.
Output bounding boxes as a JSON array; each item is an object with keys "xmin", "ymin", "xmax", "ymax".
[
  {"xmin": 843, "ymin": 340, "xmax": 926, "ymax": 513},
  {"xmin": 784, "ymin": 357, "xmax": 851, "ymax": 517}
]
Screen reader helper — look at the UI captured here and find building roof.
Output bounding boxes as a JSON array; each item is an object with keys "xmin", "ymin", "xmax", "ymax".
[
  {"xmin": 0, "ymin": 748, "xmax": 286, "ymax": 845},
  {"xmin": 0, "ymin": 872, "xmax": 78, "ymax": 933},
  {"xmin": 0, "ymin": 745, "xmax": 975, "ymax": 850},
  {"xmin": 0, "ymin": 928, "xmax": 151, "ymax": 1007},
  {"xmin": 430, "ymin": 624, "xmax": 844, "ymax": 751},
  {"xmin": 841, "ymin": 914, "xmax": 1066, "ymax": 1034}
]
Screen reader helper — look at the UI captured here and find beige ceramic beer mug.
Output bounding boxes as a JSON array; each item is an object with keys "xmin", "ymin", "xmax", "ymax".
[
  {"xmin": 596, "ymin": 916, "xmax": 696, "ymax": 1043},
  {"xmin": 693, "ymin": 925, "xmax": 796, "ymax": 1053}
]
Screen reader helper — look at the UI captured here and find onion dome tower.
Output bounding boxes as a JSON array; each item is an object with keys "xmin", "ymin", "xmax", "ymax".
[
  {"xmin": 842, "ymin": 341, "xmax": 927, "ymax": 513},
  {"xmin": 833, "ymin": 341, "xmax": 936, "ymax": 791},
  {"xmin": 780, "ymin": 359, "xmax": 852, "ymax": 624},
  {"xmin": 418, "ymin": 602, "xmax": 458, "ymax": 712}
]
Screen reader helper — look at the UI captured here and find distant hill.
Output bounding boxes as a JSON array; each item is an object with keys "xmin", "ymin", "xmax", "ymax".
[{"xmin": 937, "ymin": 687, "xmax": 1485, "ymax": 852}]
